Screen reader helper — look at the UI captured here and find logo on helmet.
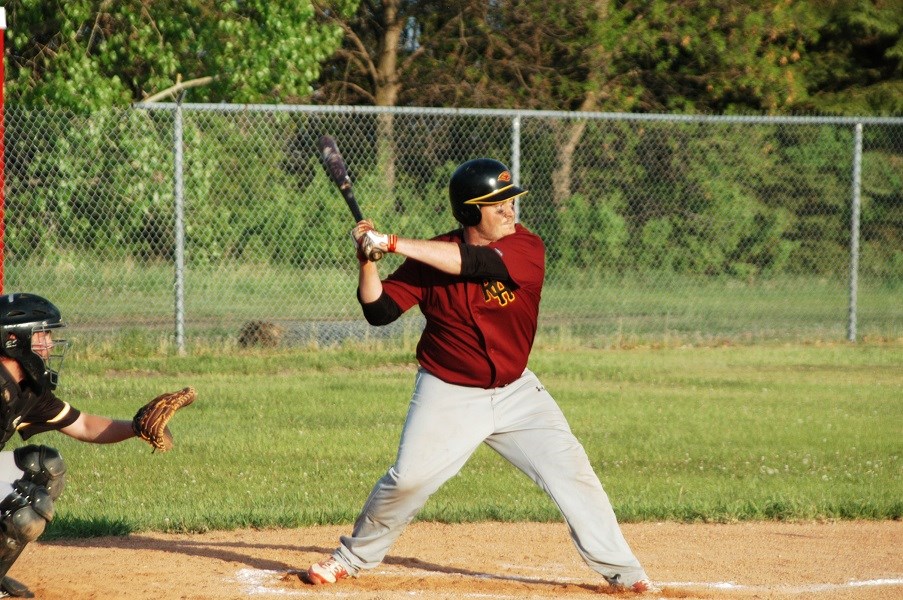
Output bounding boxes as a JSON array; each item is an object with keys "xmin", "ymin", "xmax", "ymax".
[{"xmin": 498, "ymin": 171, "xmax": 512, "ymax": 183}]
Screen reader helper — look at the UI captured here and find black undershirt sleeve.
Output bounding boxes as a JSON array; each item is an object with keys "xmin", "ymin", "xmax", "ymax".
[
  {"xmin": 358, "ymin": 289, "xmax": 403, "ymax": 326},
  {"xmin": 359, "ymin": 243, "xmax": 509, "ymax": 325},
  {"xmin": 459, "ymin": 243, "xmax": 511, "ymax": 281}
]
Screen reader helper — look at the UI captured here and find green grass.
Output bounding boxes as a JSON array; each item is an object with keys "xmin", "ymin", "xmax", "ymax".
[
  {"xmin": 539, "ymin": 274, "xmax": 902, "ymax": 345},
  {"xmin": 12, "ymin": 341, "xmax": 901, "ymax": 539},
  {"xmin": 9, "ymin": 257, "xmax": 901, "ymax": 346}
]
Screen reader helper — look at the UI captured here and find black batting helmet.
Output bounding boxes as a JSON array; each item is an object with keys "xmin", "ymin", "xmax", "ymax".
[
  {"xmin": 448, "ymin": 158, "xmax": 528, "ymax": 226},
  {"xmin": 0, "ymin": 293, "xmax": 69, "ymax": 392}
]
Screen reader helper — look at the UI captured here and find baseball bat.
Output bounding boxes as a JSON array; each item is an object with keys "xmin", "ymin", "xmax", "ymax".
[{"xmin": 317, "ymin": 135, "xmax": 365, "ymax": 223}]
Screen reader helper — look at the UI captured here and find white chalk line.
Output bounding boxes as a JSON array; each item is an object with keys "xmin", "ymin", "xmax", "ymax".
[
  {"xmin": 660, "ymin": 578, "xmax": 903, "ymax": 593},
  {"xmin": 232, "ymin": 567, "xmax": 903, "ymax": 597},
  {"xmin": 232, "ymin": 568, "xmax": 521, "ymax": 598},
  {"xmin": 233, "ymin": 568, "xmax": 557, "ymax": 598}
]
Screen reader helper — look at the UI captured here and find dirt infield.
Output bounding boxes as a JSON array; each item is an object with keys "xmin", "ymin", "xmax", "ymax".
[{"xmin": 15, "ymin": 520, "xmax": 903, "ymax": 599}]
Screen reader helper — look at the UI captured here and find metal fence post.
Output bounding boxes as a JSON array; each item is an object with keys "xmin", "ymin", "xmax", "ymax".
[
  {"xmin": 848, "ymin": 122, "xmax": 863, "ymax": 342},
  {"xmin": 511, "ymin": 114, "xmax": 521, "ymax": 221},
  {"xmin": 13, "ymin": 104, "xmax": 903, "ymax": 348},
  {"xmin": 173, "ymin": 102, "xmax": 187, "ymax": 354}
]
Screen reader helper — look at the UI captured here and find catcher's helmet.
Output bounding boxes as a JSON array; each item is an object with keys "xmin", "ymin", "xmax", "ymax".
[
  {"xmin": 0, "ymin": 293, "xmax": 69, "ymax": 391},
  {"xmin": 449, "ymin": 158, "xmax": 527, "ymax": 226}
]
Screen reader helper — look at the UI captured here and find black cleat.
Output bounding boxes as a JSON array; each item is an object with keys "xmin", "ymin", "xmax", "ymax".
[{"xmin": 0, "ymin": 576, "xmax": 34, "ymax": 598}]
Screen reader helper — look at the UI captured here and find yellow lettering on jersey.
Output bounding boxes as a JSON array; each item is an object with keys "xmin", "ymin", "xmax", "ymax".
[{"xmin": 482, "ymin": 280, "xmax": 516, "ymax": 307}]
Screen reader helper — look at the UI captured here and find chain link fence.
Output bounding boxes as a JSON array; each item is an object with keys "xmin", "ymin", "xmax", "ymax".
[{"xmin": 4, "ymin": 104, "xmax": 901, "ymax": 350}]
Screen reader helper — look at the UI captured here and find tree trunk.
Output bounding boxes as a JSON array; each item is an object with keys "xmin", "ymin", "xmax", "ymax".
[
  {"xmin": 374, "ymin": 0, "xmax": 403, "ymax": 211},
  {"xmin": 551, "ymin": 92, "xmax": 597, "ymax": 209},
  {"xmin": 551, "ymin": 0, "xmax": 610, "ymax": 210}
]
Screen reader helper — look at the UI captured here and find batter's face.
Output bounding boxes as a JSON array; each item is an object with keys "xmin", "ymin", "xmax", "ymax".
[{"xmin": 469, "ymin": 198, "xmax": 517, "ymax": 245}]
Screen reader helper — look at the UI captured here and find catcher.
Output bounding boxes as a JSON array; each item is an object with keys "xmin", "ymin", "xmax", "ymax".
[{"xmin": 0, "ymin": 293, "xmax": 195, "ymax": 598}]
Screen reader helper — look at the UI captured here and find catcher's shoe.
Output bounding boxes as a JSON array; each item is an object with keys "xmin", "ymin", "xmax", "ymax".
[
  {"xmin": 604, "ymin": 574, "xmax": 661, "ymax": 594},
  {"xmin": 306, "ymin": 556, "xmax": 350, "ymax": 585},
  {"xmin": 0, "ymin": 576, "xmax": 34, "ymax": 598}
]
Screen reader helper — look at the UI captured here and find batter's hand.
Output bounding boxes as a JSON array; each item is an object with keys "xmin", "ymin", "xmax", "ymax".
[
  {"xmin": 351, "ymin": 220, "xmax": 396, "ymax": 262},
  {"xmin": 351, "ymin": 220, "xmax": 374, "ymax": 264},
  {"xmin": 351, "ymin": 220, "xmax": 375, "ymax": 243}
]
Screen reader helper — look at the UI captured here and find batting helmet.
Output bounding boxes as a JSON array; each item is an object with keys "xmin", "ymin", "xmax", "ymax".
[
  {"xmin": 449, "ymin": 158, "xmax": 527, "ymax": 226},
  {"xmin": 0, "ymin": 293, "xmax": 69, "ymax": 392}
]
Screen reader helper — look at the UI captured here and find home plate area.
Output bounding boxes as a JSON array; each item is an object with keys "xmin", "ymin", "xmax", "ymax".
[
  {"xmin": 18, "ymin": 520, "xmax": 902, "ymax": 599},
  {"xmin": 229, "ymin": 519, "xmax": 902, "ymax": 599},
  {"xmin": 235, "ymin": 566, "xmax": 903, "ymax": 599}
]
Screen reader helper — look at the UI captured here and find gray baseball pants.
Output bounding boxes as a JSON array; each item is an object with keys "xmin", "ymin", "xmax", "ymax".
[{"xmin": 333, "ymin": 367, "xmax": 649, "ymax": 586}]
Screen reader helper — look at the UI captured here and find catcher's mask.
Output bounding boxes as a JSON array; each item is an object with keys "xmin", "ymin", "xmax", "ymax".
[
  {"xmin": 449, "ymin": 158, "xmax": 528, "ymax": 226},
  {"xmin": 0, "ymin": 293, "xmax": 70, "ymax": 392}
]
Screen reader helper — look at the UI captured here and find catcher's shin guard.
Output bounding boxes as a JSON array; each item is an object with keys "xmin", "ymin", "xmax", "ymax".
[
  {"xmin": 0, "ymin": 446, "xmax": 66, "ymax": 582},
  {"xmin": 13, "ymin": 446, "xmax": 66, "ymax": 501}
]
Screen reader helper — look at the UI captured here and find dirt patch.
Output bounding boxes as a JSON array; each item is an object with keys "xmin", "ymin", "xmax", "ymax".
[{"xmin": 14, "ymin": 520, "xmax": 903, "ymax": 599}]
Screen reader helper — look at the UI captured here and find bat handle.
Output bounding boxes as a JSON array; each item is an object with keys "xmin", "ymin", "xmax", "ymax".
[{"xmin": 370, "ymin": 249, "xmax": 384, "ymax": 261}]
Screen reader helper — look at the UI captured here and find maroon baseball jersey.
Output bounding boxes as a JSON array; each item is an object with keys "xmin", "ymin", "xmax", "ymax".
[{"xmin": 382, "ymin": 223, "xmax": 545, "ymax": 388}]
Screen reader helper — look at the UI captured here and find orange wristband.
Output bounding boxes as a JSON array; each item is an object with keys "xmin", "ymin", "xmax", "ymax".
[{"xmin": 388, "ymin": 234, "xmax": 397, "ymax": 253}]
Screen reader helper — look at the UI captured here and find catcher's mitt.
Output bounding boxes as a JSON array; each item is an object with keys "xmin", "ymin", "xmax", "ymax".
[{"xmin": 132, "ymin": 386, "xmax": 197, "ymax": 452}]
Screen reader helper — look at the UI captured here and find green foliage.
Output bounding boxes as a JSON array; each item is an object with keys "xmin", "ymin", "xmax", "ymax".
[
  {"xmin": 336, "ymin": 0, "xmax": 899, "ymax": 116},
  {"xmin": 210, "ymin": 1, "xmax": 349, "ymax": 103},
  {"xmin": 5, "ymin": 108, "xmax": 901, "ymax": 282},
  {"xmin": 5, "ymin": 107, "xmax": 173, "ymax": 260},
  {"xmin": 556, "ymin": 192, "xmax": 629, "ymax": 274},
  {"xmin": 605, "ymin": 1, "xmax": 818, "ymax": 113},
  {"xmin": 14, "ymin": 342, "xmax": 900, "ymax": 538},
  {"xmin": 179, "ymin": 111, "xmax": 318, "ymax": 266},
  {"xmin": 4, "ymin": 0, "xmax": 357, "ymax": 109},
  {"xmin": 4, "ymin": 0, "xmax": 900, "ymax": 115},
  {"xmin": 396, "ymin": 0, "xmax": 603, "ymax": 110},
  {"xmin": 526, "ymin": 118, "xmax": 901, "ymax": 280},
  {"xmin": 799, "ymin": 0, "xmax": 903, "ymax": 116},
  {"xmin": 860, "ymin": 130, "xmax": 903, "ymax": 278}
]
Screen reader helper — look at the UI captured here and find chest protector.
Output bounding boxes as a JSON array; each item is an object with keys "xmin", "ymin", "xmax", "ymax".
[{"xmin": 0, "ymin": 370, "xmax": 36, "ymax": 449}]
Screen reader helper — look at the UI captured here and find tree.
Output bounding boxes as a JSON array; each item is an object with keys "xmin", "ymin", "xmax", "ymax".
[
  {"xmin": 316, "ymin": 1, "xmax": 813, "ymax": 112},
  {"xmin": 796, "ymin": 0, "xmax": 903, "ymax": 116},
  {"xmin": 312, "ymin": 0, "xmax": 470, "ymax": 202},
  {"xmin": 312, "ymin": 0, "xmax": 470, "ymax": 106},
  {"xmin": 592, "ymin": 1, "xmax": 820, "ymax": 114},
  {"xmin": 318, "ymin": 0, "xmax": 901, "ymax": 116},
  {"xmin": 391, "ymin": 1, "xmax": 598, "ymax": 110},
  {"xmin": 4, "ymin": 0, "xmax": 356, "ymax": 109}
]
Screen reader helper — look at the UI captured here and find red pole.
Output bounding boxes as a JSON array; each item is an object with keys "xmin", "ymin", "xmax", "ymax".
[{"xmin": 0, "ymin": 8, "xmax": 6, "ymax": 293}]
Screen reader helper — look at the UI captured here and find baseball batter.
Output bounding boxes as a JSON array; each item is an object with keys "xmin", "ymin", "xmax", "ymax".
[{"xmin": 306, "ymin": 159, "xmax": 658, "ymax": 594}]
